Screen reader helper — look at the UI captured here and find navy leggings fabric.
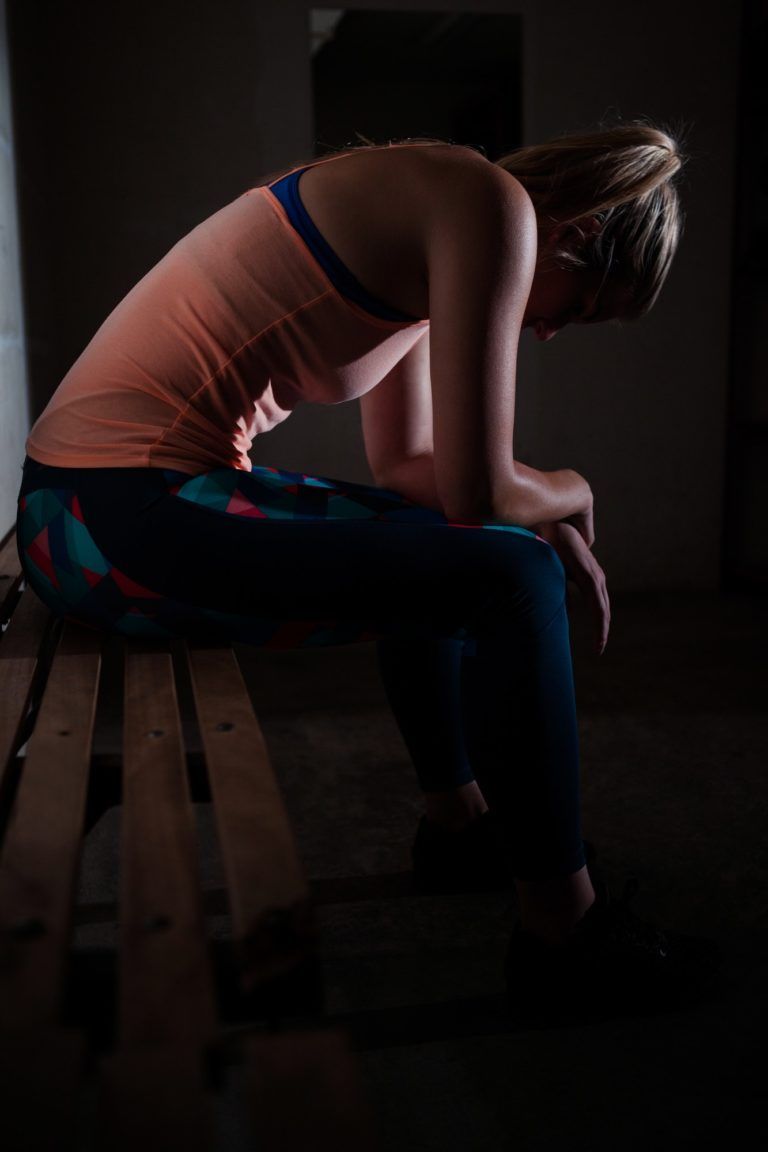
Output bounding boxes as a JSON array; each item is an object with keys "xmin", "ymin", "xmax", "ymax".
[{"xmin": 17, "ymin": 456, "xmax": 586, "ymax": 881}]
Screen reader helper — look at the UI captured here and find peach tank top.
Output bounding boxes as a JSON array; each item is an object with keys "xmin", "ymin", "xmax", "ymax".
[{"xmin": 26, "ymin": 145, "xmax": 431, "ymax": 474}]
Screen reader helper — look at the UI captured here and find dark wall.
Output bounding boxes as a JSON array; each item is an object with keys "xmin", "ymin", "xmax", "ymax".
[
  {"xmin": 520, "ymin": 0, "xmax": 740, "ymax": 589},
  {"xmin": 8, "ymin": 0, "xmax": 265, "ymax": 417},
  {"xmin": 724, "ymin": 0, "xmax": 768, "ymax": 589}
]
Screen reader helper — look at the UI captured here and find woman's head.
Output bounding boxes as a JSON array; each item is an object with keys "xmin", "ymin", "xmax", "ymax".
[{"xmin": 495, "ymin": 121, "xmax": 685, "ymax": 335}]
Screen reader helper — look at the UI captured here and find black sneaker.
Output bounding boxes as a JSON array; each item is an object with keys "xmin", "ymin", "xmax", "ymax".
[
  {"xmin": 411, "ymin": 812, "xmax": 597, "ymax": 894},
  {"xmin": 505, "ymin": 875, "xmax": 725, "ymax": 1025}
]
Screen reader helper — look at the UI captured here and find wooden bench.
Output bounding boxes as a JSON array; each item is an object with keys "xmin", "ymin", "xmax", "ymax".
[{"xmin": 0, "ymin": 529, "xmax": 378, "ymax": 1150}]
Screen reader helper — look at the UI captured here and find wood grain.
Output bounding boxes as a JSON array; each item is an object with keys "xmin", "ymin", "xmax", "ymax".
[
  {"xmin": 244, "ymin": 1031, "xmax": 379, "ymax": 1151},
  {"xmin": 187, "ymin": 646, "xmax": 315, "ymax": 989},
  {"xmin": 119, "ymin": 647, "xmax": 217, "ymax": 1046},
  {"xmin": 99, "ymin": 1048, "xmax": 215, "ymax": 1152},
  {"xmin": 0, "ymin": 1028, "xmax": 85, "ymax": 1152},
  {"xmin": 0, "ymin": 622, "xmax": 101, "ymax": 1028},
  {"xmin": 0, "ymin": 589, "xmax": 55, "ymax": 794},
  {"xmin": 0, "ymin": 530, "xmax": 23, "ymax": 623}
]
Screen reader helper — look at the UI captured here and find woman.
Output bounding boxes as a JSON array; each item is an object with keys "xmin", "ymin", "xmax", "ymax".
[{"xmin": 16, "ymin": 123, "xmax": 722, "ymax": 1023}]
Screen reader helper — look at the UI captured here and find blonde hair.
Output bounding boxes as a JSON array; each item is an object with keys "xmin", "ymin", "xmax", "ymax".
[{"xmin": 494, "ymin": 122, "xmax": 685, "ymax": 316}]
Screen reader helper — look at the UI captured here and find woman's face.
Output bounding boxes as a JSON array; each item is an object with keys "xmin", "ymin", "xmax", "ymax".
[
  {"xmin": 523, "ymin": 262, "xmax": 628, "ymax": 341},
  {"xmin": 522, "ymin": 221, "xmax": 632, "ymax": 341}
]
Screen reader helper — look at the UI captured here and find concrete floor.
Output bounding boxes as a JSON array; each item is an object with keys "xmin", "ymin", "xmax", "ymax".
[{"xmin": 76, "ymin": 589, "xmax": 767, "ymax": 1150}]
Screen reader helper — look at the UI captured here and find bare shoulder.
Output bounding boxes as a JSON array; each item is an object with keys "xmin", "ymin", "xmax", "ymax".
[
  {"xmin": 370, "ymin": 143, "xmax": 539, "ymax": 269},
  {"xmin": 274, "ymin": 143, "xmax": 535, "ymax": 321},
  {"xmin": 416, "ymin": 144, "xmax": 536, "ymax": 238},
  {"xmin": 375, "ymin": 142, "xmax": 531, "ymax": 199}
]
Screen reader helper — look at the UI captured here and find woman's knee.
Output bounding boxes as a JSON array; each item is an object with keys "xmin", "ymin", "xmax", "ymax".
[
  {"xmin": 534, "ymin": 537, "xmax": 567, "ymax": 592},
  {"xmin": 479, "ymin": 537, "xmax": 567, "ymax": 636}
]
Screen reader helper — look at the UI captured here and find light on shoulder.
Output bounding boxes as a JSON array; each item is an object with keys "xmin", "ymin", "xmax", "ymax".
[
  {"xmin": 425, "ymin": 150, "xmax": 537, "ymax": 272},
  {"xmin": 437, "ymin": 147, "xmax": 533, "ymax": 220},
  {"xmin": 474, "ymin": 158, "xmax": 536, "ymax": 230}
]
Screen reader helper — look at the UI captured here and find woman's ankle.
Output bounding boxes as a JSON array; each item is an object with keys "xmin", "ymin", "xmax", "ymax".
[
  {"xmin": 515, "ymin": 864, "xmax": 597, "ymax": 942},
  {"xmin": 423, "ymin": 781, "xmax": 489, "ymax": 830}
]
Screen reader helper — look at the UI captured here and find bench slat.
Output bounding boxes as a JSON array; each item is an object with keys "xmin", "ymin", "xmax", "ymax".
[
  {"xmin": 0, "ymin": 1028, "xmax": 86, "ymax": 1152},
  {"xmin": 187, "ymin": 646, "xmax": 314, "ymax": 989},
  {"xmin": 0, "ymin": 530, "xmax": 23, "ymax": 623},
  {"xmin": 0, "ymin": 623, "xmax": 101, "ymax": 1028},
  {"xmin": 244, "ymin": 1031, "xmax": 378, "ymax": 1150},
  {"xmin": 99, "ymin": 1048, "xmax": 215, "ymax": 1152},
  {"xmin": 119, "ymin": 647, "xmax": 218, "ymax": 1046},
  {"xmin": 0, "ymin": 589, "xmax": 54, "ymax": 794}
]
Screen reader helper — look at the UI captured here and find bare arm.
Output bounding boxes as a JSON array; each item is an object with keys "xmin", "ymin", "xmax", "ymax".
[
  {"xmin": 382, "ymin": 456, "xmax": 594, "ymax": 532},
  {"xmin": 362, "ymin": 156, "xmax": 592, "ymax": 531},
  {"xmin": 377, "ymin": 452, "xmax": 445, "ymax": 512},
  {"xmin": 496, "ymin": 461, "xmax": 593, "ymax": 536},
  {"xmin": 360, "ymin": 329, "xmax": 446, "ymax": 511},
  {"xmin": 425, "ymin": 157, "xmax": 592, "ymax": 530}
]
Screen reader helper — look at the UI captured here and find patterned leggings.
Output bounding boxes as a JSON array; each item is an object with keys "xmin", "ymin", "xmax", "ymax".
[{"xmin": 17, "ymin": 455, "xmax": 586, "ymax": 880}]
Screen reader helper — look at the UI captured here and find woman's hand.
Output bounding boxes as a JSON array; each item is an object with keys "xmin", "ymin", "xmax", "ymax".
[
  {"xmin": 560, "ymin": 492, "xmax": 595, "ymax": 549},
  {"xmin": 534, "ymin": 521, "xmax": 610, "ymax": 655}
]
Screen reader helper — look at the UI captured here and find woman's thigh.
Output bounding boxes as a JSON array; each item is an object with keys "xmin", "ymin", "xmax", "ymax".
[{"xmin": 17, "ymin": 461, "xmax": 565, "ymax": 647}]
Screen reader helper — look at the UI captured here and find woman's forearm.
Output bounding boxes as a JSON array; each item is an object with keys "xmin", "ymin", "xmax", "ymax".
[
  {"xmin": 494, "ymin": 461, "xmax": 592, "ymax": 528},
  {"xmin": 378, "ymin": 454, "xmax": 591, "ymax": 529}
]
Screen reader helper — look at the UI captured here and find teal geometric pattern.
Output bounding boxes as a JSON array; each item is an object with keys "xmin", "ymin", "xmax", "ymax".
[{"xmin": 17, "ymin": 463, "xmax": 538, "ymax": 649}]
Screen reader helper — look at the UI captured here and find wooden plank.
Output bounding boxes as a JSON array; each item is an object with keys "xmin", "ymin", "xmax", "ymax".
[
  {"xmin": 187, "ymin": 646, "xmax": 315, "ymax": 989},
  {"xmin": 119, "ymin": 647, "xmax": 217, "ymax": 1047},
  {"xmin": 74, "ymin": 870, "xmax": 417, "ymax": 929},
  {"xmin": 0, "ymin": 623, "xmax": 101, "ymax": 1029},
  {"xmin": 0, "ymin": 529, "xmax": 23, "ymax": 623},
  {"xmin": 244, "ymin": 1031, "xmax": 379, "ymax": 1151},
  {"xmin": 0, "ymin": 1029, "xmax": 85, "ymax": 1152},
  {"xmin": 99, "ymin": 1048, "xmax": 215, "ymax": 1152},
  {"xmin": 0, "ymin": 589, "xmax": 55, "ymax": 794}
]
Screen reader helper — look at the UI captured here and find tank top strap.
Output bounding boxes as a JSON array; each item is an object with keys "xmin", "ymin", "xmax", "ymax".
[
  {"xmin": 264, "ymin": 166, "xmax": 422, "ymax": 323},
  {"xmin": 258, "ymin": 141, "xmax": 444, "ymax": 324}
]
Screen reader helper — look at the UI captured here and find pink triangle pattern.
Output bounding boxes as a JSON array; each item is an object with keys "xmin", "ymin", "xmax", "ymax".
[
  {"xmin": 70, "ymin": 494, "xmax": 86, "ymax": 523},
  {"xmin": 225, "ymin": 490, "xmax": 267, "ymax": 518},
  {"xmin": 111, "ymin": 567, "xmax": 163, "ymax": 598},
  {"xmin": 27, "ymin": 526, "xmax": 59, "ymax": 588}
]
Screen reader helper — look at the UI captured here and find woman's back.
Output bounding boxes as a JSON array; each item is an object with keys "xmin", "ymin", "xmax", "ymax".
[
  {"xmin": 287, "ymin": 141, "xmax": 487, "ymax": 320},
  {"xmin": 26, "ymin": 143, "xmax": 492, "ymax": 475}
]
